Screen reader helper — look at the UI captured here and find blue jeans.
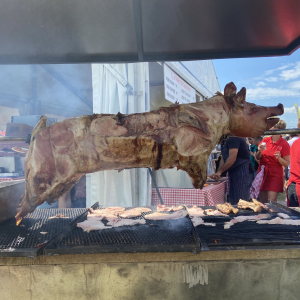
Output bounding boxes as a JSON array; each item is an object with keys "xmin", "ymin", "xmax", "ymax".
[{"xmin": 288, "ymin": 183, "xmax": 299, "ymax": 207}]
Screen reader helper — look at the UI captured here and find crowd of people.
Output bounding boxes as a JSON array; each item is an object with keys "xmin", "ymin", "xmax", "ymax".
[{"xmin": 211, "ymin": 120, "xmax": 300, "ymax": 207}]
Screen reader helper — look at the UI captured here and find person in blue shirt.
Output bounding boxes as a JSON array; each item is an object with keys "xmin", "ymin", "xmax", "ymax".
[{"xmin": 211, "ymin": 137, "xmax": 253, "ymax": 204}]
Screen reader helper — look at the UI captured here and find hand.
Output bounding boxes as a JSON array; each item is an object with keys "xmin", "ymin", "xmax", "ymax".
[
  {"xmin": 274, "ymin": 151, "xmax": 281, "ymax": 160},
  {"xmin": 258, "ymin": 145, "xmax": 265, "ymax": 152},
  {"xmin": 210, "ymin": 172, "xmax": 221, "ymax": 180}
]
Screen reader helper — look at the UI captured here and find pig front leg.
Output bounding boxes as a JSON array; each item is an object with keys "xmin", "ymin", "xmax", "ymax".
[{"xmin": 177, "ymin": 154, "xmax": 208, "ymax": 189}]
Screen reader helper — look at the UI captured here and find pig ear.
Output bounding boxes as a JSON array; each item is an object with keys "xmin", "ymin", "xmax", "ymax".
[
  {"xmin": 224, "ymin": 82, "xmax": 237, "ymax": 97},
  {"xmin": 233, "ymin": 87, "xmax": 246, "ymax": 108}
]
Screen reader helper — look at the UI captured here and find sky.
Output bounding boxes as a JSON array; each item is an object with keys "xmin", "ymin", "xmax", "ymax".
[{"xmin": 213, "ymin": 48, "xmax": 300, "ymax": 128}]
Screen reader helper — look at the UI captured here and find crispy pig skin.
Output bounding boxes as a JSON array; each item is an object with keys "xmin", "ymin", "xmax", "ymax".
[{"xmin": 15, "ymin": 82, "xmax": 284, "ymax": 223}]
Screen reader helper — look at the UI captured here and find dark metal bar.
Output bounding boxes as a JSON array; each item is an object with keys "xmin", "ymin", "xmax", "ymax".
[
  {"xmin": 267, "ymin": 200, "xmax": 300, "ymax": 217},
  {"xmin": 148, "ymin": 168, "xmax": 164, "ymax": 205},
  {"xmin": 39, "ymin": 202, "xmax": 99, "ymax": 256},
  {"xmin": 132, "ymin": 0, "xmax": 144, "ymax": 61},
  {"xmin": 263, "ymin": 128, "xmax": 300, "ymax": 135}
]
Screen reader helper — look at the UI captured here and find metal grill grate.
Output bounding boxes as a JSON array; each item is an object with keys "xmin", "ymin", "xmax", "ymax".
[
  {"xmin": 45, "ymin": 206, "xmax": 200, "ymax": 254},
  {"xmin": 191, "ymin": 203, "xmax": 300, "ymax": 250},
  {"xmin": 0, "ymin": 208, "xmax": 86, "ymax": 257}
]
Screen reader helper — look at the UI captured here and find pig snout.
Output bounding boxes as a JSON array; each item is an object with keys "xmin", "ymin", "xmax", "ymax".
[
  {"xmin": 265, "ymin": 103, "xmax": 284, "ymax": 130},
  {"xmin": 268, "ymin": 103, "xmax": 284, "ymax": 117}
]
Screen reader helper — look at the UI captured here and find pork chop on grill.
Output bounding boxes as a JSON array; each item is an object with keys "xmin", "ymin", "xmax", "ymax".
[
  {"xmin": 216, "ymin": 203, "xmax": 239, "ymax": 214},
  {"xmin": 90, "ymin": 207, "xmax": 125, "ymax": 215},
  {"xmin": 191, "ymin": 217, "xmax": 204, "ymax": 226},
  {"xmin": 257, "ymin": 217, "xmax": 300, "ymax": 225},
  {"xmin": 119, "ymin": 209, "xmax": 142, "ymax": 218},
  {"xmin": 87, "ymin": 213, "xmax": 120, "ymax": 222},
  {"xmin": 156, "ymin": 204, "xmax": 183, "ymax": 212},
  {"xmin": 186, "ymin": 205, "xmax": 205, "ymax": 218},
  {"xmin": 133, "ymin": 207, "xmax": 152, "ymax": 213},
  {"xmin": 106, "ymin": 218, "xmax": 146, "ymax": 227},
  {"xmin": 277, "ymin": 213, "xmax": 290, "ymax": 219},
  {"xmin": 238, "ymin": 199, "xmax": 268, "ymax": 213},
  {"xmin": 77, "ymin": 220, "xmax": 110, "ymax": 232},
  {"xmin": 205, "ymin": 209, "xmax": 228, "ymax": 217},
  {"xmin": 144, "ymin": 210, "xmax": 187, "ymax": 220},
  {"xmin": 224, "ymin": 213, "xmax": 271, "ymax": 229}
]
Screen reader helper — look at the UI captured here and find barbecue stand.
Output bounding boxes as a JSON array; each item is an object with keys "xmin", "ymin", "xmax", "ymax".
[
  {"xmin": 2, "ymin": 201, "xmax": 300, "ymax": 257},
  {"xmin": 43, "ymin": 206, "xmax": 201, "ymax": 256}
]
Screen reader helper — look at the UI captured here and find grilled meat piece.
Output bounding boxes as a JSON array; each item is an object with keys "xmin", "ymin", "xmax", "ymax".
[
  {"xmin": 77, "ymin": 220, "xmax": 110, "ymax": 232},
  {"xmin": 119, "ymin": 209, "xmax": 142, "ymax": 218},
  {"xmin": 16, "ymin": 82, "xmax": 284, "ymax": 224},
  {"xmin": 205, "ymin": 209, "xmax": 228, "ymax": 217},
  {"xmin": 277, "ymin": 213, "xmax": 290, "ymax": 219},
  {"xmin": 257, "ymin": 217, "xmax": 300, "ymax": 225},
  {"xmin": 90, "ymin": 207, "xmax": 125, "ymax": 215},
  {"xmin": 156, "ymin": 204, "xmax": 182, "ymax": 212},
  {"xmin": 191, "ymin": 217, "xmax": 204, "ymax": 227},
  {"xmin": 238, "ymin": 199, "xmax": 267, "ymax": 213},
  {"xmin": 203, "ymin": 223, "xmax": 216, "ymax": 226},
  {"xmin": 134, "ymin": 207, "xmax": 152, "ymax": 213},
  {"xmin": 48, "ymin": 214, "xmax": 69, "ymax": 219},
  {"xmin": 224, "ymin": 213, "xmax": 271, "ymax": 229},
  {"xmin": 87, "ymin": 213, "xmax": 119, "ymax": 222},
  {"xmin": 216, "ymin": 203, "xmax": 239, "ymax": 214},
  {"xmin": 144, "ymin": 210, "xmax": 187, "ymax": 220},
  {"xmin": 107, "ymin": 218, "xmax": 146, "ymax": 227},
  {"xmin": 186, "ymin": 205, "xmax": 205, "ymax": 218}
]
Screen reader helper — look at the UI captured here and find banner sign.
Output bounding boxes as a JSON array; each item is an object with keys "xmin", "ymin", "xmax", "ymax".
[
  {"xmin": 164, "ymin": 64, "xmax": 196, "ymax": 104},
  {"xmin": 295, "ymin": 103, "xmax": 300, "ymax": 119}
]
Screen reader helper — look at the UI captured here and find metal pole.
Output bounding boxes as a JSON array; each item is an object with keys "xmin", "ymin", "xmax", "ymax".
[
  {"xmin": 0, "ymin": 137, "xmax": 27, "ymax": 142},
  {"xmin": 263, "ymin": 128, "xmax": 300, "ymax": 135},
  {"xmin": 148, "ymin": 168, "xmax": 164, "ymax": 205}
]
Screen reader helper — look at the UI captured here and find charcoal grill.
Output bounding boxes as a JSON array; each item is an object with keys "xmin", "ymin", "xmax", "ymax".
[
  {"xmin": 0, "ymin": 207, "xmax": 90, "ymax": 257},
  {"xmin": 194, "ymin": 201, "xmax": 300, "ymax": 251},
  {"xmin": 2, "ymin": 200, "xmax": 299, "ymax": 257},
  {"xmin": 44, "ymin": 206, "xmax": 201, "ymax": 255}
]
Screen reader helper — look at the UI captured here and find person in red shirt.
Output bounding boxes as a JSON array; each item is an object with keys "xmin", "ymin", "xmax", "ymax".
[
  {"xmin": 256, "ymin": 120, "xmax": 290, "ymax": 203},
  {"xmin": 287, "ymin": 122, "xmax": 300, "ymax": 207}
]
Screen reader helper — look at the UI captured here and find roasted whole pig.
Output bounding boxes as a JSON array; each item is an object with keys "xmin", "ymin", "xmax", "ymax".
[{"xmin": 16, "ymin": 82, "xmax": 284, "ymax": 223}]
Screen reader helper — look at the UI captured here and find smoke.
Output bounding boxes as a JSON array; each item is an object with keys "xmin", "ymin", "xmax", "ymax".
[{"xmin": 0, "ymin": 64, "xmax": 93, "ymax": 121}]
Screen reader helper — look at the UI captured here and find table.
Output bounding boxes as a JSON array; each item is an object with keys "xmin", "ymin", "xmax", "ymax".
[
  {"xmin": 0, "ymin": 177, "xmax": 24, "ymax": 182},
  {"xmin": 0, "ymin": 141, "xmax": 28, "ymax": 157},
  {"xmin": 151, "ymin": 181, "xmax": 226, "ymax": 207}
]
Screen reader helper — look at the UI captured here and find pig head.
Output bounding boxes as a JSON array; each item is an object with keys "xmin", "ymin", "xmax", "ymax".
[
  {"xmin": 223, "ymin": 82, "xmax": 284, "ymax": 137},
  {"xmin": 15, "ymin": 82, "xmax": 284, "ymax": 223}
]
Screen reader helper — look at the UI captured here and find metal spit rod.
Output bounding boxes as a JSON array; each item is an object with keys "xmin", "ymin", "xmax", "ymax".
[
  {"xmin": 263, "ymin": 128, "xmax": 300, "ymax": 135},
  {"xmin": 1, "ymin": 128, "xmax": 299, "ymax": 143},
  {"xmin": 0, "ymin": 137, "xmax": 27, "ymax": 142}
]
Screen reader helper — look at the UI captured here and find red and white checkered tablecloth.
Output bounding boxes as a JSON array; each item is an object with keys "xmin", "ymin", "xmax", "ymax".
[
  {"xmin": 0, "ymin": 177, "xmax": 24, "ymax": 182},
  {"xmin": 151, "ymin": 181, "xmax": 226, "ymax": 207}
]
